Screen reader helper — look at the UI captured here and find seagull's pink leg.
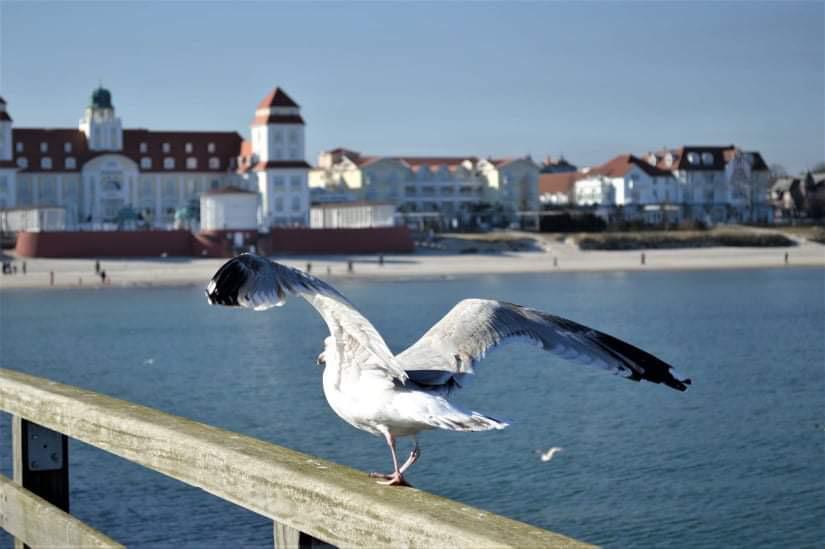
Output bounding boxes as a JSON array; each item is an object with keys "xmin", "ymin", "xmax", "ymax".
[
  {"xmin": 369, "ymin": 431, "xmax": 412, "ymax": 486},
  {"xmin": 399, "ymin": 436, "xmax": 420, "ymax": 474}
]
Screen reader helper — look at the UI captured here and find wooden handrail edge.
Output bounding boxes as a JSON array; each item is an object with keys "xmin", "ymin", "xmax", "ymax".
[{"xmin": 0, "ymin": 368, "xmax": 592, "ymax": 548}]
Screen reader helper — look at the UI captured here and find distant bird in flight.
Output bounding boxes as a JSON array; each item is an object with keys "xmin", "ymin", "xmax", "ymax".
[
  {"xmin": 539, "ymin": 447, "xmax": 564, "ymax": 462},
  {"xmin": 206, "ymin": 254, "xmax": 690, "ymax": 486}
]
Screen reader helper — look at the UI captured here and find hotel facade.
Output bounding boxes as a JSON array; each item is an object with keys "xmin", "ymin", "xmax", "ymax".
[{"xmin": 0, "ymin": 87, "xmax": 311, "ymax": 229}]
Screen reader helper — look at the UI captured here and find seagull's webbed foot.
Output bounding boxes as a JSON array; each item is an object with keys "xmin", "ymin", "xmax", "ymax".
[
  {"xmin": 373, "ymin": 432, "xmax": 417, "ymax": 487},
  {"xmin": 375, "ymin": 471, "xmax": 412, "ymax": 487},
  {"xmin": 368, "ymin": 472, "xmax": 393, "ymax": 480}
]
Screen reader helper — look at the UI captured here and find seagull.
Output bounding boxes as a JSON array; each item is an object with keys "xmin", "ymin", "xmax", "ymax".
[
  {"xmin": 206, "ymin": 253, "xmax": 691, "ymax": 486},
  {"xmin": 539, "ymin": 447, "xmax": 564, "ymax": 462}
]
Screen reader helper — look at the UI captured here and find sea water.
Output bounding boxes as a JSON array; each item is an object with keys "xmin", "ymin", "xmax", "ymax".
[{"xmin": 1, "ymin": 268, "xmax": 823, "ymax": 548}]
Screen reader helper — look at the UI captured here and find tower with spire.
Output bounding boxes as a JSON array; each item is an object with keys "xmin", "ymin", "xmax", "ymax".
[
  {"xmin": 79, "ymin": 85, "xmax": 122, "ymax": 151},
  {"xmin": 248, "ymin": 87, "xmax": 310, "ymax": 227}
]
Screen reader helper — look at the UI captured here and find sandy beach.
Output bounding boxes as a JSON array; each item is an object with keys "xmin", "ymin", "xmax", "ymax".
[{"xmin": 1, "ymin": 237, "xmax": 822, "ymax": 291}]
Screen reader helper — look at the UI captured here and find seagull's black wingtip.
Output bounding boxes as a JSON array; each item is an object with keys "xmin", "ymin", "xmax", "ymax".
[{"xmin": 205, "ymin": 256, "xmax": 249, "ymax": 307}]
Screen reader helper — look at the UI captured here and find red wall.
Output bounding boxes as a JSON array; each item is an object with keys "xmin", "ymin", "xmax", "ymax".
[
  {"xmin": 15, "ymin": 230, "xmax": 194, "ymax": 258},
  {"xmin": 15, "ymin": 226, "xmax": 414, "ymax": 258},
  {"xmin": 267, "ymin": 226, "xmax": 414, "ymax": 254}
]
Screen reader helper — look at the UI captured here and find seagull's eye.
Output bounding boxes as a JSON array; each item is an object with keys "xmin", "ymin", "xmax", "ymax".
[{"xmin": 316, "ymin": 353, "xmax": 326, "ymax": 366}]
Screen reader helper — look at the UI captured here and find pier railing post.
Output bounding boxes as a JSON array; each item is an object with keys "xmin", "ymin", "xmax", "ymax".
[
  {"xmin": 273, "ymin": 521, "xmax": 333, "ymax": 549},
  {"xmin": 12, "ymin": 416, "xmax": 70, "ymax": 549}
]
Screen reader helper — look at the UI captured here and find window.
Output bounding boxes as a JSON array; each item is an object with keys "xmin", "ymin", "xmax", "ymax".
[
  {"xmin": 40, "ymin": 157, "xmax": 52, "ymax": 169},
  {"xmin": 64, "ymin": 142, "xmax": 72, "ymax": 153},
  {"xmin": 273, "ymin": 130, "xmax": 282, "ymax": 143},
  {"xmin": 16, "ymin": 142, "xmax": 23, "ymax": 153},
  {"xmin": 272, "ymin": 176, "xmax": 284, "ymax": 190},
  {"xmin": 274, "ymin": 196, "xmax": 284, "ymax": 211},
  {"xmin": 291, "ymin": 196, "xmax": 301, "ymax": 211},
  {"xmin": 162, "ymin": 143, "xmax": 171, "ymax": 153},
  {"xmin": 186, "ymin": 157, "xmax": 197, "ymax": 170},
  {"xmin": 272, "ymin": 149, "xmax": 282, "ymax": 160},
  {"xmin": 17, "ymin": 157, "xmax": 27, "ymax": 168},
  {"xmin": 289, "ymin": 148, "xmax": 299, "ymax": 160},
  {"xmin": 210, "ymin": 180, "xmax": 220, "ymax": 190},
  {"xmin": 40, "ymin": 142, "xmax": 48, "ymax": 153},
  {"xmin": 141, "ymin": 157, "xmax": 152, "ymax": 169},
  {"xmin": 164, "ymin": 157, "xmax": 175, "ymax": 170},
  {"xmin": 290, "ymin": 176, "xmax": 302, "ymax": 190},
  {"xmin": 65, "ymin": 157, "xmax": 76, "ymax": 169},
  {"xmin": 208, "ymin": 157, "xmax": 220, "ymax": 169},
  {"xmin": 140, "ymin": 142, "xmax": 148, "ymax": 153},
  {"xmin": 687, "ymin": 152, "xmax": 699, "ymax": 165},
  {"xmin": 207, "ymin": 142, "xmax": 215, "ymax": 153},
  {"xmin": 701, "ymin": 152, "xmax": 714, "ymax": 166},
  {"xmin": 288, "ymin": 129, "xmax": 298, "ymax": 144},
  {"xmin": 185, "ymin": 142, "xmax": 193, "ymax": 153}
]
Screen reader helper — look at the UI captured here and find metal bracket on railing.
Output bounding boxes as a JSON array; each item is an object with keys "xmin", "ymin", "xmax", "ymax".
[{"xmin": 27, "ymin": 423, "xmax": 64, "ymax": 471}]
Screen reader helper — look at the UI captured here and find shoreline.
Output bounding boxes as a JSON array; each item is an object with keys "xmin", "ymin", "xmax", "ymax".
[{"xmin": 1, "ymin": 241, "xmax": 823, "ymax": 291}]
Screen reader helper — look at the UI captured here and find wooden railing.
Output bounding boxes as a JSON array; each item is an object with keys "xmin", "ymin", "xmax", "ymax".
[{"xmin": 0, "ymin": 368, "xmax": 591, "ymax": 548}]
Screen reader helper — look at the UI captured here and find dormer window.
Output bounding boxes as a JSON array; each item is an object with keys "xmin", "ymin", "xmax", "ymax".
[
  {"xmin": 65, "ymin": 157, "xmax": 76, "ymax": 169},
  {"xmin": 186, "ymin": 157, "xmax": 197, "ymax": 170},
  {"xmin": 687, "ymin": 152, "xmax": 699, "ymax": 165},
  {"xmin": 164, "ymin": 157, "xmax": 175, "ymax": 170},
  {"xmin": 647, "ymin": 154, "xmax": 656, "ymax": 165},
  {"xmin": 207, "ymin": 142, "xmax": 215, "ymax": 153},
  {"xmin": 665, "ymin": 153, "xmax": 673, "ymax": 167},
  {"xmin": 140, "ymin": 142, "xmax": 148, "ymax": 153},
  {"xmin": 17, "ymin": 157, "xmax": 27, "ymax": 168},
  {"xmin": 141, "ymin": 157, "xmax": 152, "ymax": 169},
  {"xmin": 208, "ymin": 157, "xmax": 220, "ymax": 169},
  {"xmin": 41, "ymin": 157, "xmax": 52, "ymax": 170},
  {"xmin": 701, "ymin": 152, "xmax": 714, "ymax": 166},
  {"xmin": 15, "ymin": 142, "xmax": 23, "ymax": 153},
  {"xmin": 40, "ymin": 142, "xmax": 48, "ymax": 153},
  {"xmin": 162, "ymin": 143, "xmax": 171, "ymax": 153},
  {"xmin": 64, "ymin": 142, "xmax": 72, "ymax": 153},
  {"xmin": 185, "ymin": 142, "xmax": 193, "ymax": 154}
]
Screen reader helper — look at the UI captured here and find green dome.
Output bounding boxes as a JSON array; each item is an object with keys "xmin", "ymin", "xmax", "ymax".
[{"xmin": 90, "ymin": 86, "xmax": 113, "ymax": 109}]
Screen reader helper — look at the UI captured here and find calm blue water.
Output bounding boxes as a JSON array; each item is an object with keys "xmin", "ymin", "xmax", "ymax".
[{"xmin": 1, "ymin": 268, "xmax": 824, "ymax": 548}]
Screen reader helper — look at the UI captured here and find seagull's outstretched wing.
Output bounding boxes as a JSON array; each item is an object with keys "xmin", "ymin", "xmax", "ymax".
[
  {"xmin": 206, "ymin": 254, "xmax": 406, "ymax": 382},
  {"xmin": 396, "ymin": 299, "xmax": 690, "ymax": 391}
]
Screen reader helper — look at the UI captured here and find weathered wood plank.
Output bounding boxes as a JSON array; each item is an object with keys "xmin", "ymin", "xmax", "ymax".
[
  {"xmin": 0, "ymin": 368, "xmax": 593, "ymax": 548},
  {"xmin": 13, "ymin": 417, "xmax": 70, "ymax": 510},
  {"xmin": 0, "ymin": 475, "xmax": 123, "ymax": 548},
  {"xmin": 12, "ymin": 416, "xmax": 70, "ymax": 549},
  {"xmin": 274, "ymin": 520, "xmax": 334, "ymax": 549}
]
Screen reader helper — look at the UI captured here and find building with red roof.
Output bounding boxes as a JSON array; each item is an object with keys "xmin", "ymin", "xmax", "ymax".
[
  {"xmin": 571, "ymin": 147, "xmax": 772, "ymax": 224},
  {"xmin": 0, "ymin": 86, "xmax": 310, "ymax": 228},
  {"xmin": 309, "ymin": 149, "xmax": 540, "ymax": 228}
]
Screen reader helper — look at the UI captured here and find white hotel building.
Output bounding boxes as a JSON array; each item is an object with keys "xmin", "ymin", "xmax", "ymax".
[
  {"xmin": 308, "ymin": 148, "xmax": 540, "ymax": 224},
  {"xmin": 0, "ymin": 87, "xmax": 311, "ymax": 229},
  {"xmin": 572, "ymin": 146, "xmax": 771, "ymax": 224}
]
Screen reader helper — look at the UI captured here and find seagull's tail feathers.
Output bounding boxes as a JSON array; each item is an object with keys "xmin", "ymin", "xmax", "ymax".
[{"xmin": 426, "ymin": 410, "xmax": 509, "ymax": 432}]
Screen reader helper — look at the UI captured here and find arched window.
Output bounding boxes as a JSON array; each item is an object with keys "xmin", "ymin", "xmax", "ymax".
[{"xmin": 102, "ymin": 180, "xmax": 121, "ymax": 193}]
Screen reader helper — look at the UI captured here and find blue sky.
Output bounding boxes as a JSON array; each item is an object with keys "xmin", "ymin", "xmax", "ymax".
[{"xmin": 1, "ymin": 1, "xmax": 822, "ymax": 172}]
